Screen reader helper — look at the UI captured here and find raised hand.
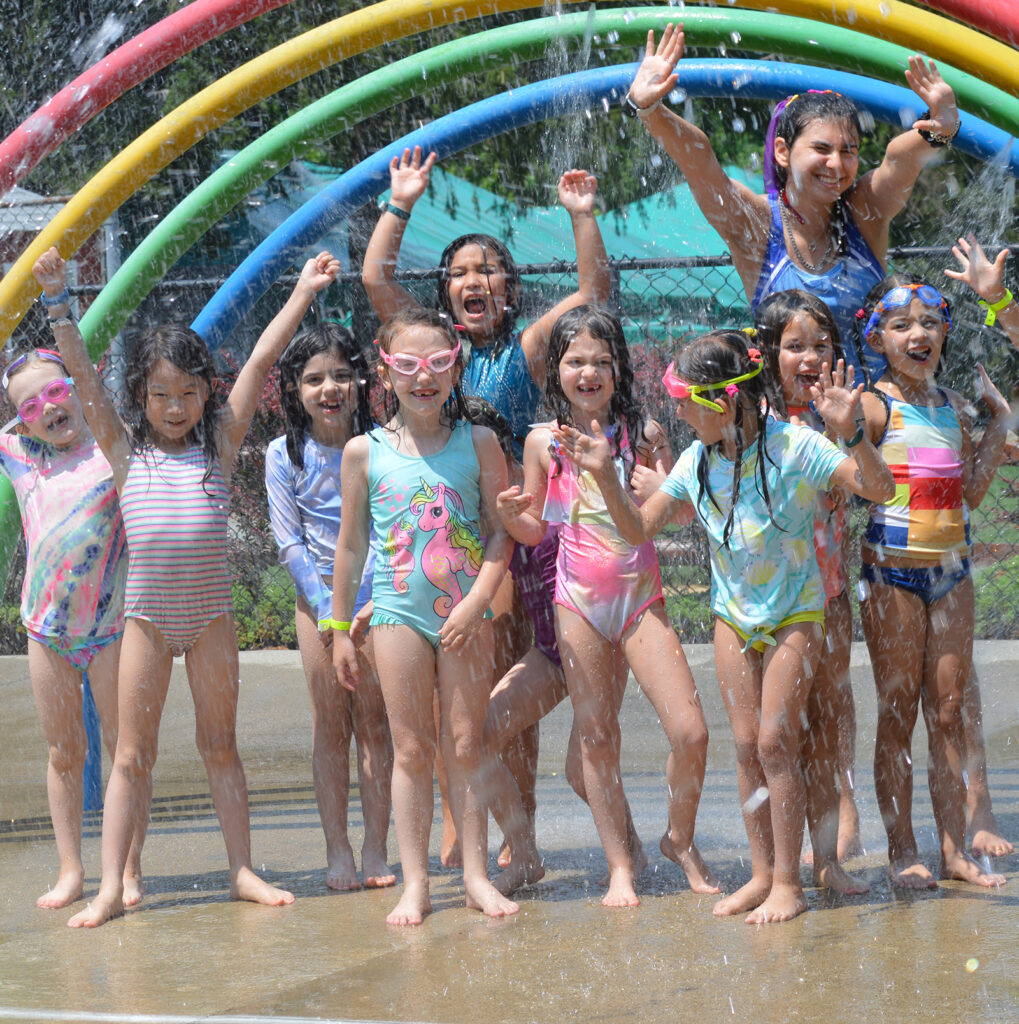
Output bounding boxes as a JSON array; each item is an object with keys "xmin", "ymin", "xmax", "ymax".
[
  {"xmin": 300, "ymin": 251, "xmax": 341, "ymax": 293},
  {"xmin": 32, "ymin": 246, "xmax": 68, "ymax": 296},
  {"xmin": 945, "ymin": 234, "xmax": 1010, "ymax": 303},
  {"xmin": 906, "ymin": 57, "xmax": 959, "ymax": 137},
  {"xmin": 628, "ymin": 23, "xmax": 684, "ymax": 110},
  {"xmin": 558, "ymin": 169, "xmax": 598, "ymax": 216},
  {"xmin": 810, "ymin": 359, "xmax": 865, "ymax": 441},
  {"xmin": 550, "ymin": 421, "xmax": 614, "ymax": 477},
  {"xmin": 497, "ymin": 485, "xmax": 534, "ymax": 525},
  {"xmin": 974, "ymin": 363, "xmax": 1011, "ymax": 420},
  {"xmin": 388, "ymin": 146, "xmax": 437, "ymax": 210}
]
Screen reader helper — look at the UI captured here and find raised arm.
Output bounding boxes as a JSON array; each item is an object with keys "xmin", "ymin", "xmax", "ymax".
[
  {"xmin": 944, "ymin": 235, "xmax": 1019, "ymax": 350},
  {"xmin": 627, "ymin": 24, "xmax": 768, "ymax": 256},
  {"xmin": 954, "ymin": 368, "xmax": 1011, "ymax": 509},
  {"xmin": 811, "ymin": 362, "xmax": 895, "ymax": 503},
  {"xmin": 331, "ymin": 435, "xmax": 372, "ymax": 690},
  {"xmin": 218, "ymin": 251, "xmax": 339, "ymax": 471},
  {"xmin": 361, "ymin": 146, "xmax": 436, "ymax": 323},
  {"xmin": 497, "ymin": 426, "xmax": 552, "ymax": 547},
  {"xmin": 849, "ymin": 57, "xmax": 959, "ymax": 246},
  {"xmin": 519, "ymin": 170, "xmax": 611, "ymax": 388},
  {"xmin": 31, "ymin": 247, "xmax": 133, "ymax": 487}
]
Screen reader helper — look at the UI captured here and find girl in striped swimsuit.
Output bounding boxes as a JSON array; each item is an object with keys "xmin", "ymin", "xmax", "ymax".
[{"xmin": 34, "ymin": 245, "xmax": 338, "ymax": 928}]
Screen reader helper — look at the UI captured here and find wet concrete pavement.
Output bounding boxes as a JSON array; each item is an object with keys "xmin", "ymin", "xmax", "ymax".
[{"xmin": 0, "ymin": 644, "xmax": 1016, "ymax": 1024}]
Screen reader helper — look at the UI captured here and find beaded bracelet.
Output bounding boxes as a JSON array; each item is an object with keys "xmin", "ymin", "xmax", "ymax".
[
  {"xmin": 916, "ymin": 109, "xmax": 960, "ymax": 147},
  {"xmin": 978, "ymin": 290, "xmax": 1014, "ymax": 327},
  {"xmin": 49, "ymin": 316, "xmax": 77, "ymax": 329}
]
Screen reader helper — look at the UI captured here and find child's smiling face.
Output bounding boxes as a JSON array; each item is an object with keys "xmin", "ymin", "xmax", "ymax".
[
  {"xmin": 6, "ymin": 360, "xmax": 85, "ymax": 448},
  {"xmin": 868, "ymin": 297, "xmax": 948, "ymax": 386},
  {"xmin": 558, "ymin": 330, "xmax": 615, "ymax": 419},
  {"xmin": 298, "ymin": 350, "xmax": 355, "ymax": 444},
  {"xmin": 778, "ymin": 312, "xmax": 834, "ymax": 406}
]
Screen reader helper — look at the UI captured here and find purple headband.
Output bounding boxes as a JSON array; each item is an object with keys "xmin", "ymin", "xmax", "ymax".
[{"xmin": 762, "ymin": 90, "xmax": 842, "ymax": 196}]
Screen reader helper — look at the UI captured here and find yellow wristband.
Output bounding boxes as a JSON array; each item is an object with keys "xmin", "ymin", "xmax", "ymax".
[
  {"xmin": 318, "ymin": 617, "xmax": 351, "ymax": 631},
  {"xmin": 979, "ymin": 289, "xmax": 1014, "ymax": 326}
]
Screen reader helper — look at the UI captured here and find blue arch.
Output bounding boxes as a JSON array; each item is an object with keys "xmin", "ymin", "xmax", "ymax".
[{"xmin": 193, "ymin": 59, "xmax": 1016, "ymax": 348}]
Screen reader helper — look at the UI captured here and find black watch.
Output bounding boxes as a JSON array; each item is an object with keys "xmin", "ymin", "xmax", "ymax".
[{"xmin": 621, "ymin": 94, "xmax": 642, "ymax": 118}]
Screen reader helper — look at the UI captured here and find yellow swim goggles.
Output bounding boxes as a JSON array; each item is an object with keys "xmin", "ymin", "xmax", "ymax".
[{"xmin": 662, "ymin": 352, "xmax": 764, "ymax": 415}]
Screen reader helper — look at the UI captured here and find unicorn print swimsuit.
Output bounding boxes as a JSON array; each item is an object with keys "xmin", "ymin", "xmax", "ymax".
[{"xmin": 367, "ymin": 421, "xmax": 486, "ymax": 644}]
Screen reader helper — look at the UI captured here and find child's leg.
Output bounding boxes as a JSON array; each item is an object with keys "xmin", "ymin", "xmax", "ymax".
[
  {"xmin": 435, "ymin": 619, "xmax": 519, "ymax": 918},
  {"xmin": 184, "ymin": 614, "xmax": 293, "ymax": 907},
  {"xmin": 711, "ymin": 620, "xmax": 772, "ymax": 918},
  {"xmin": 69, "ymin": 618, "xmax": 174, "ymax": 927},
  {"xmin": 922, "ymin": 580, "xmax": 1006, "ymax": 888},
  {"xmin": 746, "ymin": 621, "xmax": 823, "ymax": 925},
  {"xmin": 28, "ymin": 640, "xmax": 88, "ymax": 908},
  {"xmin": 803, "ymin": 595, "xmax": 868, "ymax": 895},
  {"xmin": 85, "ymin": 639, "xmax": 148, "ymax": 906},
  {"xmin": 372, "ymin": 625, "xmax": 442, "ymax": 926},
  {"xmin": 349, "ymin": 630, "xmax": 395, "ymax": 887},
  {"xmin": 294, "ymin": 597, "xmax": 358, "ymax": 890},
  {"xmin": 963, "ymin": 666, "xmax": 1013, "ymax": 857},
  {"xmin": 622, "ymin": 606, "xmax": 718, "ymax": 895},
  {"xmin": 556, "ymin": 606, "xmax": 638, "ymax": 907},
  {"xmin": 860, "ymin": 580, "xmax": 933, "ymax": 888}
]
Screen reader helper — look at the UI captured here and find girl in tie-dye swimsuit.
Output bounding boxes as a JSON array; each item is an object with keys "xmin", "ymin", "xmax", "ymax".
[
  {"xmin": 498, "ymin": 306, "xmax": 718, "ymax": 909},
  {"xmin": 34, "ymin": 246, "xmax": 337, "ymax": 927}
]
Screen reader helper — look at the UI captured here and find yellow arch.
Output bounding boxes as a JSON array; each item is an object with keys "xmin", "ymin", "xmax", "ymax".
[{"xmin": 1, "ymin": 0, "xmax": 1015, "ymax": 340}]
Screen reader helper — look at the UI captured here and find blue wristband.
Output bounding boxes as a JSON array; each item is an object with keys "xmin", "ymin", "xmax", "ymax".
[{"xmin": 41, "ymin": 289, "xmax": 70, "ymax": 308}]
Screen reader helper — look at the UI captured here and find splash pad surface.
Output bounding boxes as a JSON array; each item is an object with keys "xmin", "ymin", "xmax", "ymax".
[{"xmin": 1, "ymin": 645, "xmax": 1015, "ymax": 1023}]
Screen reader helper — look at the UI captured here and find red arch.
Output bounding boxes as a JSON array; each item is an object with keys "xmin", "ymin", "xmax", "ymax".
[
  {"xmin": 0, "ymin": 0, "xmax": 294, "ymax": 196},
  {"xmin": 919, "ymin": 0, "xmax": 1019, "ymax": 49}
]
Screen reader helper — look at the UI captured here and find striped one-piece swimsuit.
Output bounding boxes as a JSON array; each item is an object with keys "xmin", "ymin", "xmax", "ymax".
[{"xmin": 120, "ymin": 445, "xmax": 233, "ymax": 656}]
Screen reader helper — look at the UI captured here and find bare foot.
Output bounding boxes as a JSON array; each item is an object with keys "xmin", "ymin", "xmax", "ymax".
[
  {"xmin": 68, "ymin": 890, "xmax": 124, "ymax": 928},
  {"xmin": 599, "ymin": 839, "xmax": 647, "ymax": 887},
  {"xmin": 37, "ymin": 869, "xmax": 85, "ymax": 909},
  {"xmin": 387, "ymin": 882, "xmax": 431, "ymax": 926},
  {"xmin": 660, "ymin": 834, "xmax": 721, "ymax": 894},
  {"xmin": 465, "ymin": 877, "xmax": 520, "ymax": 917},
  {"xmin": 713, "ymin": 875, "xmax": 772, "ymax": 917},
  {"xmin": 940, "ymin": 852, "xmax": 1007, "ymax": 889},
  {"xmin": 745, "ymin": 883, "xmax": 808, "ymax": 925},
  {"xmin": 326, "ymin": 848, "xmax": 361, "ymax": 891},
  {"xmin": 971, "ymin": 827, "xmax": 1014, "ymax": 859},
  {"xmin": 497, "ymin": 840, "xmax": 512, "ymax": 869},
  {"xmin": 361, "ymin": 849, "xmax": 396, "ymax": 889},
  {"xmin": 493, "ymin": 847, "xmax": 545, "ymax": 896},
  {"xmin": 122, "ymin": 871, "xmax": 146, "ymax": 908},
  {"xmin": 231, "ymin": 866, "xmax": 295, "ymax": 906},
  {"xmin": 813, "ymin": 861, "xmax": 870, "ymax": 895},
  {"xmin": 602, "ymin": 866, "xmax": 640, "ymax": 908},
  {"xmin": 887, "ymin": 859, "xmax": 938, "ymax": 890}
]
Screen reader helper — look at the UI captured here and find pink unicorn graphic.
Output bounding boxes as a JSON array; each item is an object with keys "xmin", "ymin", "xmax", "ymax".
[
  {"xmin": 409, "ymin": 477, "xmax": 483, "ymax": 617},
  {"xmin": 382, "ymin": 518, "xmax": 415, "ymax": 594}
]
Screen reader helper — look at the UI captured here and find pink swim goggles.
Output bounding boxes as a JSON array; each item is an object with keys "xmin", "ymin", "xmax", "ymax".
[
  {"xmin": 15, "ymin": 377, "xmax": 76, "ymax": 423},
  {"xmin": 379, "ymin": 340, "xmax": 461, "ymax": 376},
  {"xmin": 662, "ymin": 351, "xmax": 763, "ymax": 415}
]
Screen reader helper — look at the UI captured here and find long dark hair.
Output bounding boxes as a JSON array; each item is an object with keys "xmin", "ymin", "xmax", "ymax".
[
  {"xmin": 436, "ymin": 233, "xmax": 522, "ymax": 356},
  {"xmin": 754, "ymin": 289, "xmax": 842, "ymax": 419},
  {"xmin": 544, "ymin": 304, "xmax": 643, "ymax": 476},
  {"xmin": 676, "ymin": 330, "xmax": 777, "ymax": 548},
  {"xmin": 122, "ymin": 325, "xmax": 219, "ymax": 484},
  {"xmin": 860, "ymin": 273, "xmax": 952, "ymax": 377},
  {"xmin": 277, "ymin": 323, "xmax": 371, "ymax": 469},
  {"xmin": 375, "ymin": 306, "xmax": 469, "ymax": 428}
]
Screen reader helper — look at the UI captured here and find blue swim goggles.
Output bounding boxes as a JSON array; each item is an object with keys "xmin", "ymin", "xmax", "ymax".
[{"xmin": 861, "ymin": 283, "xmax": 951, "ymax": 339}]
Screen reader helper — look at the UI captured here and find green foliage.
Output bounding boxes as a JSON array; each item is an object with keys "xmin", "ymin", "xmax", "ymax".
[
  {"xmin": 232, "ymin": 565, "xmax": 297, "ymax": 650},
  {"xmin": 975, "ymin": 556, "xmax": 1019, "ymax": 639}
]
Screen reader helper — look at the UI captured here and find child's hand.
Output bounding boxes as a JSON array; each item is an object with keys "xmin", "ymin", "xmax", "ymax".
[
  {"xmin": 945, "ymin": 234, "xmax": 1010, "ymax": 303},
  {"xmin": 32, "ymin": 246, "xmax": 68, "ymax": 296},
  {"xmin": 388, "ymin": 146, "xmax": 436, "ymax": 210},
  {"xmin": 331, "ymin": 631, "xmax": 360, "ymax": 691},
  {"xmin": 552, "ymin": 421, "xmax": 613, "ymax": 477},
  {"xmin": 558, "ymin": 170, "xmax": 598, "ymax": 217},
  {"xmin": 630, "ymin": 463, "xmax": 666, "ymax": 504},
  {"xmin": 350, "ymin": 601, "xmax": 373, "ymax": 646},
  {"xmin": 906, "ymin": 57, "xmax": 959, "ymax": 139},
  {"xmin": 974, "ymin": 363, "xmax": 1011, "ymax": 420},
  {"xmin": 497, "ymin": 484, "xmax": 534, "ymax": 523},
  {"xmin": 628, "ymin": 23, "xmax": 683, "ymax": 110},
  {"xmin": 810, "ymin": 360, "xmax": 866, "ymax": 442},
  {"xmin": 299, "ymin": 251, "xmax": 340, "ymax": 294},
  {"xmin": 438, "ymin": 594, "xmax": 486, "ymax": 653}
]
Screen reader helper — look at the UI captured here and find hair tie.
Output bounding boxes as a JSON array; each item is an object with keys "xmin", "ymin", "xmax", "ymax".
[
  {"xmin": 743, "ymin": 327, "xmax": 757, "ymax": 339},
  {"xmin": 724, "ymin": 383, "xmax": 740, "ymax": 397},
  {"xmin": 746, "ymin": 347, "xmax": 762, "ymax": 363},
  {"xmin": 855, "ymin": 308, "xmax": 866, "ymax": 320},
  {"xmin": 453, "ymin": 323, "xmax": 467, "ymax": 332}
]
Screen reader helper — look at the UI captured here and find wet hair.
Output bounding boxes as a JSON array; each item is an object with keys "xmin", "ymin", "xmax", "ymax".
[
  {"xmin": 2, "ymin": 348, "xmax": 69, "ymax": 392},
  {"xmin": 754, "ymin": 290, "xmax": 843, "ymax": 418},
  {"xmin": 764, "ymin": 91, "xmax": 865, "ymax": 261},
  {"xmin": 277, "ymin": 322, "xmax": 371, "ymax": 469},
  {"xmin": 122, "ymin": 325, "xmax": 219, "ymax": 484},
  {"xmin": 463, "ymin": 395, "xmax": 516, "ymax": 464},
  {"xmin": 436, "ymin": 233, "xmax": 523, "ymax": 356},
  {"xmin": 675, "ymin": 330, "xmax": 777, "ymax": 549},
  {"xmin": 544, "ymin": 304, "xmax": 643, "ymax": 477},
  {"xmin": 860, "ymin": 272, "xmax": 951, "ymax": 376},
  {"xmin": 375, "ymin": 305, "xmax": 469, "ymax": 426}
]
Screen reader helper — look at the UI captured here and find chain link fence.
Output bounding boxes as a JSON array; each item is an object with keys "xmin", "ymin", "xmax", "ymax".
[{"xmin": 2, "ymin": 242, "xmax": 1018, "ymax": 652}]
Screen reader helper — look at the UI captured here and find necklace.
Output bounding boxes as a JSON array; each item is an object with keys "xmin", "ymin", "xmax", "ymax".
[{"xmin": 778, "ymin": 194, "xmax": 836, "ymax": 274}]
